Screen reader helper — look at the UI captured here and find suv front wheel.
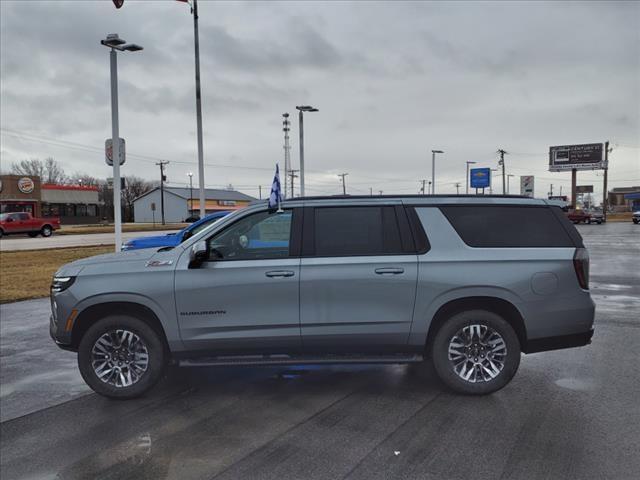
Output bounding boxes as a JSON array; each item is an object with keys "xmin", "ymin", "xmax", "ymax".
[
  {"xmin": 78, "ymin": 315, "xmax": 166, "ymax": 399},
  {"xmin": 432, "ymin": 310, "xmax": 521, "ymax": 395}
]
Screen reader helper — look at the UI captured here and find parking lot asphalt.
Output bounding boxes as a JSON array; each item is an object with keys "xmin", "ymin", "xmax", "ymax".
[
  {"xmin": 1, "ymin": 222, "xmax": 638, "ymax": 479},
  {"xmin": 0, "ymin": 229, "xmax": 179, "ymax": 251}
]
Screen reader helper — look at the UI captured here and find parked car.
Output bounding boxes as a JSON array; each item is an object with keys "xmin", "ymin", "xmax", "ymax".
[
  {"xmin": 566, "ymin": 209, "xmax": 591, "ymax": 224},
  {"xmin": 50, "ymin": 196, "xmax": 594, "ymax": 398},
  {"xmin": 585, "ymin": 209, "xmax": 604, "ymax": 224},
  {"xmin": 633, "ymin": 211, "xmax": 640, "ymax": 224},
  {"xmin": 0, "ymin": 212, "xmax": 60, "ymax": 238},
  {"xmin": 121, "ymin": 211, "xmax": 230, "ymax": 251}
]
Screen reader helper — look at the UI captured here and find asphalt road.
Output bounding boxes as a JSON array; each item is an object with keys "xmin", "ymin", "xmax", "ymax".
[
  {"xmin": 1, "ymin": 222, "xmax": 639, "ymax": 479},
  {"xmin": 0, "ymin": 229, "xmax": 179, "ymax": 251}
]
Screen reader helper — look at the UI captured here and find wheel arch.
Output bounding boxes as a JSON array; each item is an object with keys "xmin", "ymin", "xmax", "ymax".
[
  {"xmin": 71, "ymin": 301, "xmax": 170, "ymax": 353},
  {"xmin": 425, "ymin": 296, "xmax": 527, "ymax": 352}
]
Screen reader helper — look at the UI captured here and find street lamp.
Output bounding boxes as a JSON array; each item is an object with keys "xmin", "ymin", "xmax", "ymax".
[
  {"xmin": 465, "ymin": 161, "xmax": 476, "ymax": 194},
  {"xmin": 296, "ymin": 105, "xmax": 318, "ymax": 197},
  {"xmin": 187, "ymin": 172, "xmax": 194, "ymax": 215},
  {"xmin": 100, "ymin": 33, "xmax": 143, "ymax": 252},
  {"xmin": 431, "ymin": 150, "xmax": 444, "ymax": 194}
]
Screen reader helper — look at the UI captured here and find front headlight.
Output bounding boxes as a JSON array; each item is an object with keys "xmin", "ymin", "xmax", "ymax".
[{"xmin": 51, "ymin": 276, "xmax": 76, "ymax": 294}]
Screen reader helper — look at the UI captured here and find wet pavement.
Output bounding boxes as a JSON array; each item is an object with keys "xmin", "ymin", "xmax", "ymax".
[{"xmin": 1, "ymin": 222, "xmax": 639, "ymax": 479}]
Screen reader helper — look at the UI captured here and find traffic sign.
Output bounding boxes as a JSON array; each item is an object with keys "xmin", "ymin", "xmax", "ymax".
[{"xmin": 105, "ymin": 138, "xmax": 126, "ymax": 166}]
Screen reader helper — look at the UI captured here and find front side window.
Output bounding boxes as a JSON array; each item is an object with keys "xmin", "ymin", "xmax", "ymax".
[
  {"xmin": 207, "ymin": 210, "xmax": 292, "ymax": 261},
  {"xmin": 313, "ymin": 206, "xmax": 403, "ymax": 256}
]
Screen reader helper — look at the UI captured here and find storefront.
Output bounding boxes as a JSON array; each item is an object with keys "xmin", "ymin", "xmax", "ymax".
[{"xmin": 0, "ymin": 175, "xmax": 103, "ymax": 224}]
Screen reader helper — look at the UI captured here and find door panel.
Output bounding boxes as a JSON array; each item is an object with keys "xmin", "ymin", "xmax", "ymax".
[
  {"xmin": 300, "ymin": 255, "xmax": 418, "ymax": 352},
  {"xmin": 174, "ymin": 258, "xmax": 301, "ymax": 353}
]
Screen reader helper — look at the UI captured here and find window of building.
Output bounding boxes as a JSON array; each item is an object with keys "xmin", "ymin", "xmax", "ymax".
[
  {"xmin": 207, "ymin": 210, "xmax": 292, "ymax": 261},
  {"xmin": 439, "ymin": 206, "xmax": 575, "ymax": 247},
  {"xmin": 312, "ymin": 206, "xmax": 403, "ymax": 257},
  {"xmin": 64, "ymin": 204, "xmax": 75, "ymax": 217},
  {"xmin": 87, "ymin": 204, "xmax": 97, "ymax": 217},
  {"xmin": 76, "ymin": 204, "xmax": 87, "ymax": 216}
]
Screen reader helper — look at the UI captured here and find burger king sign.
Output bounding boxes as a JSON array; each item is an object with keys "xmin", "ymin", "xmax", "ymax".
[{"xmin": 18, "ymin": 177, "xmax": 35, "ymax": 194}]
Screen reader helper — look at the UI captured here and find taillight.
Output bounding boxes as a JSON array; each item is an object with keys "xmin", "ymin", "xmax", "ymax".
[{"xmin": 573, "ymin": 248, "xmax": 589, "ymax": 290}]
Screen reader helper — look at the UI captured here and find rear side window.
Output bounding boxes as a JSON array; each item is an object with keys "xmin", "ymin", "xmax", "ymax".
[
  {"xmin": 313, "ymin": 206, "xmax": 403, "ymax": 256},
  {"xmin": 440, "ymin": 206, "xmax": 575, "ymax": 247}
]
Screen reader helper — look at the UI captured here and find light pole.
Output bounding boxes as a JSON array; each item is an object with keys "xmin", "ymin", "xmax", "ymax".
[
  {"xmin": 100, "ymin": 33, "xmax": 142, "ymax": 252},
  {"xmin": 282, "ymin": 113, "xmax": 291, "ymax": 199},
  {"xmin": 187, "ymin": 172, "xmax": 194, "ymax": 215},
  {"xmin": 296, "ymin": 105, "xmax": 318, "ymax": 197},
  {"xmin": 465, "ymin": 161, "xmax": 476, "ymax": 194},
  {"xmin": 338, "ymin": 173, "xmax": 348, "ymax": 195},
  {"xmin": 431, "ymin": 150, "xmax": 444, "ymax": 194}
]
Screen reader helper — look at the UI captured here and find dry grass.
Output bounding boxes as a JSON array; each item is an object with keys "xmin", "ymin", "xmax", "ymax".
[
  {"xmin": 57, "ymin": 224, "xmax": 186, "ymax": 235},
  {"xmin": 0, "ymin": 246, "xmax": 113, "ymax": 303}
]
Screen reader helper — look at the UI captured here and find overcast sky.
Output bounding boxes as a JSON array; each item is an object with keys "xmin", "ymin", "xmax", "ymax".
[{"xmin": 1, "ymin": 0, "xmax": 639, "ymax": 200}]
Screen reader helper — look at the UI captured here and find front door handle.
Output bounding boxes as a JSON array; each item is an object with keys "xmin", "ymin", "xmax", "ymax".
[
  {"xmin": 265, "ymin": 270, "xmax": 295, "ymax": 278},
  {"xmin": 375, "ymin": 267, "xmax": 405, "ymax": 275}
]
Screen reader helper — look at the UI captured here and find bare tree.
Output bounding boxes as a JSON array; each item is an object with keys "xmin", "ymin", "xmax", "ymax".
[
  {"xmin": 69, "ymin": 172, "xmax": 99, "ymax": 187},
  {"xmin": 121, "ymin": 176, "xmax": 154, "ymax": 222},
  {"xmin": 11, "ymin": 157, "xmax": 67, "ymax": 184}
]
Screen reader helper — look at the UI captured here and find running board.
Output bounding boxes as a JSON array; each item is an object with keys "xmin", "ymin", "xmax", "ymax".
[{"xmin": 179, "ymin": 353, "xmax": 423, "ymax": 367}]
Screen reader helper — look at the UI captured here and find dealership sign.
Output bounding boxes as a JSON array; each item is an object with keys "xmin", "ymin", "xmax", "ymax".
[
  {"xmin": 576, "ymin": 185, "xmax": 594, "ymax": 194},
  {"xmin": 470, "ymin": 168, "xmax": 491, "ymax": 189},
  {"xmin": 17, "ymin": 177, "xmax": 35, "ymax": 194},
  {"xmin": 520, "ymin": 176, "xmax": 534, "ymax": 197},
  {"xmin": 549, "ymin": 143, "xmax": 606, "ymax": 172}
]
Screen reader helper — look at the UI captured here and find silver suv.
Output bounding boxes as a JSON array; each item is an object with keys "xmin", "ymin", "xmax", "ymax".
[{"xmin": 50, "ymin": 196, "xmax": 595, "ymax": 398}]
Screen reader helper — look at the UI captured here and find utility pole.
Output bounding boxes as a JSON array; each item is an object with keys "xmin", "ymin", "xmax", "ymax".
[
  {"xmin": 455, "ymin": 182, "xmax": 460, "ymax": 195},
  {"xmin": 289, "ymin": 169, "xmax": 299, "ymax": 198},
  {"xmin": 259, "ymin": 185, "xmax": 262, "ymax": 200},
  {"xmin": 156, "ymin": 161, "xmax": 169, "ymax": 225},
  {"xmin": 379, "ymin": 190, "xmax": 383, "ymax": 196},
  {"xmin": 420, "ymin": 179, "xmax": 427, "ymax": 195},
  {"xmin": 431, "ymin": 150, "xmax": 444, "ymax": 194},
  {"xmin": 282, "ymin": 113, "xmax": 291, "ymax": 199},
  {"xmin": 549, "ymin": 184, "xmax": 554, "ymax": 197},
  {"xmin": 498, "ymin": 149, "xmax": 508, "ymax": 195},
  {"xmin": 338, "ymin": 173, "xmax": 348, "ymax": 195},
  {"xmin": 369, "ymin": 187, "xmax": 373, "ymax": 196}
]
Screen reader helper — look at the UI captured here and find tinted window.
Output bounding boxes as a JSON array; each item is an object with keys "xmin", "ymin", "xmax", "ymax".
[
  {"xmin": 440, "ymin": 206, "xmax": 575, "ymax": 247},
  {"xmin": 18, "ymin": 213, "xmax": 30, "ymax": 220},
  {"xmin": 313, "ymin": 206, "xmax": 403, "ymax": 256},
  {"xmin": 207, "ymin": 210, "xmax": 291, "ymax": 260}
]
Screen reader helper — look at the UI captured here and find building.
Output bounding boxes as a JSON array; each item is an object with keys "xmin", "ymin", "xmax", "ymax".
[
  {"xmin": 133, "ymin": 187, "xmax": 256, "ymax": 223},
  {"xmin": 608, "ymin": 186, "xmax": 640, "ymax": 212},
  {"xmin": 0, "ymin": 174, "xmax": 102, "ymax": 224}
]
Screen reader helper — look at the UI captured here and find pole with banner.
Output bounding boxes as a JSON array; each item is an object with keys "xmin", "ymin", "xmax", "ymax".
[{"xmin": 268, "ymin": 164, "xmax": 283, "ymax": 213}]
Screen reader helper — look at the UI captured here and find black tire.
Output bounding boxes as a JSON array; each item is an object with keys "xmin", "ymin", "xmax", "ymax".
[
  {"xmin": 41, "ymin": 225, "xmax": 53, "ymax": 237},
  {"xmin": 431, "ymin": 310, "xmax": 520, "ymax": 395},
  {"xmin": 77, "ymin": 315, "xmax": 166, "ymax": 399},
  {"xmin": 28, "ymin": 232, "xmax": 39, "ymax": 238},
  {"xmin": 0, "ymin": 229, "xmax": 3, "ymax": 239}
]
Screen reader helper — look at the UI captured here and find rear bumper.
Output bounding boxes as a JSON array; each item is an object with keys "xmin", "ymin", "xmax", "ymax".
[{"xmin": 523, "ymin": 328, "xmax": 594, "ymax": 354}]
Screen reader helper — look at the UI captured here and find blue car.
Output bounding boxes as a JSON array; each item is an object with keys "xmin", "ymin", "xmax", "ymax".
[{"xmin": 121, "ymin": 211, "xmax": 230, "ymax": 251}]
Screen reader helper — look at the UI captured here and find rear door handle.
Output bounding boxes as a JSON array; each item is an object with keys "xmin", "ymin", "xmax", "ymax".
[
  {"xmin": 265, "ymin": 270, "xmax": 295, "ymax": 278},
  {"xmin": 375, "ymin": 267, "xmax": 405, "ymax": 275}
]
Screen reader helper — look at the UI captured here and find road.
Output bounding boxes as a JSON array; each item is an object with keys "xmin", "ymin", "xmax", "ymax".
[
  {"xmin": 0, "ymin": 229, "xmax": 179, "ymax": 251},
  {"xmin": 1, "ymin": 222, "xmax": 639, "ymax": 479}
]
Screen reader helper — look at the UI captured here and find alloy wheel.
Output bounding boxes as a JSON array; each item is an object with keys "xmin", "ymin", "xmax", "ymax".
[
  {"xmin": 91, "ymin": 329, "xmax": 149, "ymax": 388},
  {"xmin": 448, "ymin": 324, "xmax": 507, "ymax": 383}
]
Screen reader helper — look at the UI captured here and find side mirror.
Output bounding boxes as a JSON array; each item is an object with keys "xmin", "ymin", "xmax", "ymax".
[
  {"xmin": 182, "ymin": 230, "xmax": 193, "ymax": 242},
  {"xmin": 188, "ymin": 240, "xmax": 208, "ymax": 268}
]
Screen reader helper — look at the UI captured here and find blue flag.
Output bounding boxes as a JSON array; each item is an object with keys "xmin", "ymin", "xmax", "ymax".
[{"xmin": 268, "ymin": 164, "xmax": 283, "ymax": 211}]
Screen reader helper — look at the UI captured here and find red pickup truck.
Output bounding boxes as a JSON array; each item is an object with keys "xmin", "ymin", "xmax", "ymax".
[
  {"xmin": 0, "ymin": 212, "xmax": 61, "ymax": 238},
  {"xmin": 566, "ymin": 209, "xmax": 591, "ymax": 224}
]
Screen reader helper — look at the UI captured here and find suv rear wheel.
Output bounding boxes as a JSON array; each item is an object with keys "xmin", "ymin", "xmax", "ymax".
[
  {"xmin": 77, "ymin": 315, "xmax": 166, "ymax": 399},
  {"xmin": 432, "ymin": 310, "xmax": 520, "ymax": 395}
]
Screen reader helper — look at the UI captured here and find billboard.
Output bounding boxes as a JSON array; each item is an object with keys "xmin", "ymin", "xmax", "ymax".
[
  {"xmin": 520, "ymin": 176, "xmax": 534, "ymax": 197},
  {"xmin": 470, "ymin": 168, "xmax": 491, "ymax": 189},
  {"xmin": 549, "ymin": 143, "xmax": 605, "ymax": 171},
  {"xmin": 576, "ymin": 185, "xmax": 594, "ymax": 194}
]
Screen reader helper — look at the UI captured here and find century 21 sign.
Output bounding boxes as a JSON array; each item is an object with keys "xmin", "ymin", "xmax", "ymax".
[{"xmin": 549, "ymin": 143, "xmax": 606, "ymax": 172}]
